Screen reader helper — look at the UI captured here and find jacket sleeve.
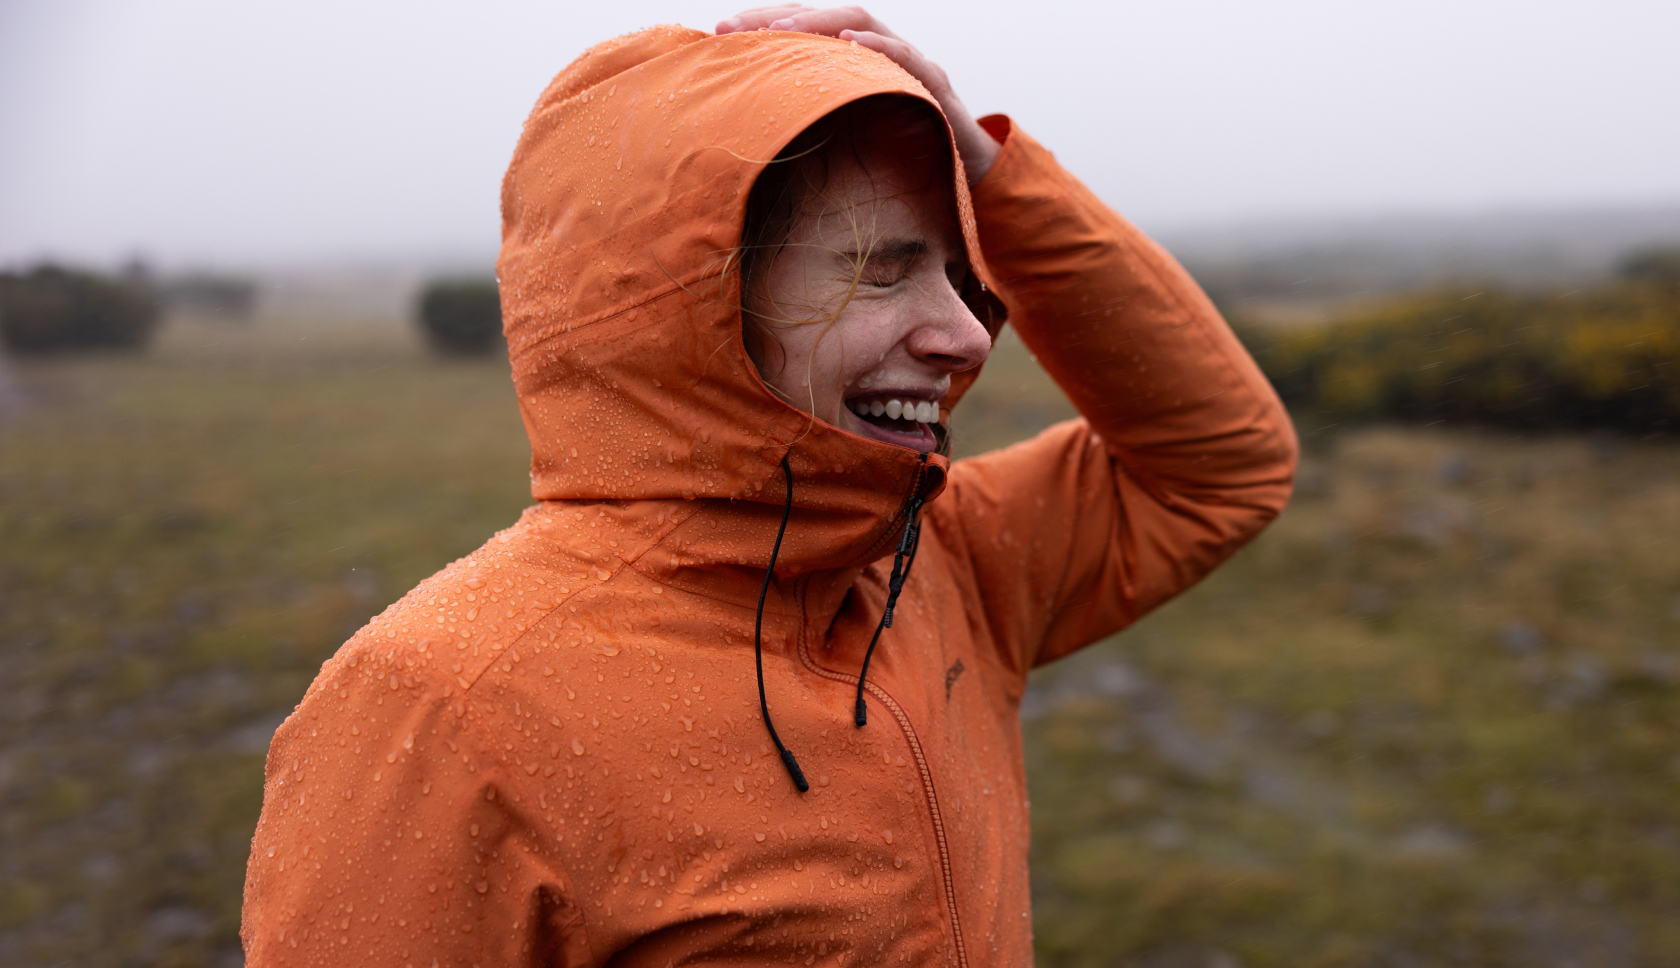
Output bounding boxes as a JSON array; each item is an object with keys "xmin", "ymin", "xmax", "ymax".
[
  {"xmin": 938, "ymin": 116, "xmax": 1298, "ymax": 674},
  {"xmin": 240, "ymin": 639, "xmax": 588, "ymax": 967}
]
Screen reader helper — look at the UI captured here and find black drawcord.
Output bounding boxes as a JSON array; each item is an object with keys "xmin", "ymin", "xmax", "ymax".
[
  {"xmin": 756, "ymin": 455, "xmax": 808, "ymax": 793},
  {"xmin": 853, "ymin": 494, "xmax": 925, "ymax": 728}
]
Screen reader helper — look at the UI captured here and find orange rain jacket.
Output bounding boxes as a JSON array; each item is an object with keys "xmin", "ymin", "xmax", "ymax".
[{"xmin": 242, "ymin": 25, "xmax": 1297, "ymax": 968}]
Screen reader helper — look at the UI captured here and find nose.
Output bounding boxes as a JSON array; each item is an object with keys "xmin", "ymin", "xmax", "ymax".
[{"xmin": 904, "ymin": 279, "xmax": 992, "ymax": 373}]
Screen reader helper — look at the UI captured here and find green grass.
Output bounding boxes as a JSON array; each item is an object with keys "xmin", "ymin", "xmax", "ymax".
[
  {"xmin": 1025, "ymin": 428, "xmax": 1680, "ymax": 967},
  {"xmin": 0, "ymin": 318, "xmax": 532, "ymax": 967},
  {"xmin": 1, "ymin": 317, "xmax": 1677, "ymax": 966}
]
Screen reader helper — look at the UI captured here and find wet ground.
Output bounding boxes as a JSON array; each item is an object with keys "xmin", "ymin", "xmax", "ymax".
[
  {"xmin": 1024, "ymin": 426, "xmax": 1680, "ymax": 967},
  {"xmin": 1, "ymin": 316, "xmax": 1677, "ymax": 966}
]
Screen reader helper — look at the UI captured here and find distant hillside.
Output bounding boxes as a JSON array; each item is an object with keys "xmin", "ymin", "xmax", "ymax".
[
  {"xmin": 163, "ymin": 203, "xmax": 1680, "ymax": 324},
  {"xmin": 1161, "ymin": 203, "xmax": 1680, "ymax": 319}
]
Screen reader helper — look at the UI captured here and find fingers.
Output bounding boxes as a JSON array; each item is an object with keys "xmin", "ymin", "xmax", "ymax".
[
  {"xmin": 717, "ymin": 5, "xmax": 898, "ymax": 42},
  {"xmin": 768, "ymin": 6, "xmax": 898, "ymax": 41},
  {"xmin": 716, "ymin": 5, "xmax": 817, "ymax": 34},
  {"xmin": 835, "ymin": 29, "xmax": 915, "ymax": 69},
  {"xmin": 712, "ymin": 3, "xmax": 997, "ymax": 184},
  {"xmin": 839, "ymin": 29, "xmax": 948, "ymax": 93},
  {"xmin": 829, "ymin": 27, "xmax": 994, "ymax": 184}
]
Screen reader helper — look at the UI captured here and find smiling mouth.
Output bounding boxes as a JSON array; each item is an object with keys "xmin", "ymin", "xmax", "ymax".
[{"xmin": 848, "ymin": 395, "xmax": 940, "ymax": 433}]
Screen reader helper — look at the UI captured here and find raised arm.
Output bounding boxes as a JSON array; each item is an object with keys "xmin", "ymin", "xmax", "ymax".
[
  {"xmin": 939, "ymin": 117, "xmax": 1298, "ymax": 671},
  {"xmin": 720, "ymin": 6, "xmax": 1294, "ymax": 670}
]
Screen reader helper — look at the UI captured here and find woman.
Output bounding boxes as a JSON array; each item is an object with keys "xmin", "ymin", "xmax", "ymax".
[{"xmin": 241, "ymin": 7, "xmax": 1296, "ymax": 966}]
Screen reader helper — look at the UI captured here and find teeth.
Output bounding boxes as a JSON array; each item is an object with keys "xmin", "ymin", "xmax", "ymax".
[{"xmin": 851, "ymin": 398, "xmax": 938, "ymax": 425}]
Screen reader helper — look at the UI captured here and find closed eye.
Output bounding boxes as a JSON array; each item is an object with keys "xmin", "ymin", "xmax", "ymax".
[
  {"xmin": 862, "ymin": 262, "xmax": 911, "ymax": 288},
  {"xmin": 843, "ymin": 239, "xmax": 928, "ymax": 289}
]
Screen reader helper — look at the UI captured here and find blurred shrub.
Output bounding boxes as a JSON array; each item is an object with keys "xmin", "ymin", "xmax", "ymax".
[
  {"xmin": 1235, "ymin": 282, "xmax": 1680, "ymax": 431},
  {"xmin": 164, "ymin": 273, "xmax": 259, "ymax": 319},
  {"xmin": 0, "ymin": 264, "xmax": 162, "ymax": 353},
  {"xmin": 1619, "ymin": 245, "xmax": 1680, "ymax": 286},
  {"xmin": 416, "ymin": 278, "xmax": 502, "ymax": 355}
]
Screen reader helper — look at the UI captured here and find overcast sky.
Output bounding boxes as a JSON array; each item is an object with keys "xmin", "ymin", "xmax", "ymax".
[{"xmin": 2, "ymin": 0, "xmax": 1676, "ymax": 269}]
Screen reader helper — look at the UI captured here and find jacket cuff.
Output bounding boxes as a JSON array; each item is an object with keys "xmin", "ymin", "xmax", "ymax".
[
  {"xmin": 976, "ymin": 114, "xmax": 1013, "ymax": 150},
  {"xmin": 965, "ymin": 116, "xmax": 1068, "ymax": 265}
]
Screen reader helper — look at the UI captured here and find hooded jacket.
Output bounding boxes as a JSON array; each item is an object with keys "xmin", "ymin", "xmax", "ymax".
[{"xmin": 241, "ymin": 25, "xmax": 1296, "ymax": 968}]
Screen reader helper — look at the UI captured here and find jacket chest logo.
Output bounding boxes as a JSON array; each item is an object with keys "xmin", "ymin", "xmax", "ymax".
[{"xmin": 944, "ymin": 659, "xmax": 965, "ymax": 700}]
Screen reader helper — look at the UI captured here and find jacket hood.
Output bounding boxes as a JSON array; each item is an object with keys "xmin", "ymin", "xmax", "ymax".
[{"xmin": 497, "ymin": 26, "xmax": 996, "ymax": 572}]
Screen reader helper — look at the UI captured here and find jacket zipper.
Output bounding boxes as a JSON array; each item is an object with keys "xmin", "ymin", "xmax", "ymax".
[
  {"xmin": 855, "ymin": 453, "xmax": 935, "ymax": 565},
  {"xmin": 795, "ymin": 454, "xmax": 969, "ymax": 968},
  {"xmin": 795, "ymin": 633, "xmax": 970, "ymax": 968}
]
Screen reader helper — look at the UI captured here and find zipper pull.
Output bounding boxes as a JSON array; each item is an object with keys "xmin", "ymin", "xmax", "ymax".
[
  {"xmin": 896, "ymin": 497, "xmax": 924, "ymax": 555},
  {"xmin": 854, "ymin": 463, "xmax": 933, "ymax": 729},
  {"xmin": 882, "ymin": 498, "xmax": 923, "ymax": 628}
]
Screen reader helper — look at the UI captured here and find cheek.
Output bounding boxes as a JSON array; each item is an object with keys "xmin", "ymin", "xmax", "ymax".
[
  {"xmin": 772, "ymin": 322, "xmax": 832, "ymax": 380},
  {"xmin": 829, "ymin": 305, "xmax": 902, "ymax": 379}
]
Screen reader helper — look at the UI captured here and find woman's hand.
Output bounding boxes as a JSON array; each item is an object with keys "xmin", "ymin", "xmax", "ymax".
[{"xmin": 716, "ymin": 5, "xmax": 1000, "ymax": 185}]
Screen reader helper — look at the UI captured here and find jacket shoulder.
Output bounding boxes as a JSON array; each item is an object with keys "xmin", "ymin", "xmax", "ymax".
[{"xmin": 320, "ymin": 505, "xmax": 617, "ymax": 697}]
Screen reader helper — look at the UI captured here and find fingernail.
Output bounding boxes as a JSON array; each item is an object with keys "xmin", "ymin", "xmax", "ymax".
[
  {"xmin": 726, "ymin": 16, "xmax": 741, "ymax": 29},
  {"xmin": 769, "ymin": 19, "xmax": 790, "ymax": 29}
]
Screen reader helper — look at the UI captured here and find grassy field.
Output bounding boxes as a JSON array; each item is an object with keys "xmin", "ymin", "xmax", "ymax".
[{"xmin": 0, "ymin": 316, "xmax": 1677, "ymax": 967}]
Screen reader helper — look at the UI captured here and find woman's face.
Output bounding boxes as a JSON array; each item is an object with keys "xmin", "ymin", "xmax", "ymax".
[{"xmin": 743, "ymin": 142, "xmax": 991, "ymax": 454}]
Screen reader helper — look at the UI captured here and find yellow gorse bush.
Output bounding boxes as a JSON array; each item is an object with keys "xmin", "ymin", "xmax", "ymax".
[{"xmin": 1236, "ymin": 282, "xmax": 1680, "ymax": 430}]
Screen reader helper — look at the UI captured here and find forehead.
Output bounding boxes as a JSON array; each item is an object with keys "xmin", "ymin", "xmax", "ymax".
[{"xmin": 791, "ymin": 143, "xmax": 963, "ymax": 250}]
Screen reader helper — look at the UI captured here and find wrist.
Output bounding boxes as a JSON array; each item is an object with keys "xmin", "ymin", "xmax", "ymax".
[
  {"xmin": 938, "ymin": 100, "xmax": 999, "ymax": 186},
  {"xmin": 954, "ymin": 122, "xmax": 1000, "ymax": 186}
]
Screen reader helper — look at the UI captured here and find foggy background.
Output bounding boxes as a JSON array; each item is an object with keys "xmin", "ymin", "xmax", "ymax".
[
  {"xmin": 4, "ymin": 0, "xmax": 1679, "ymax": 300},
  {"xmin": 6, "ymin": 3, "xmax": 1680, "ymax": 967}
]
